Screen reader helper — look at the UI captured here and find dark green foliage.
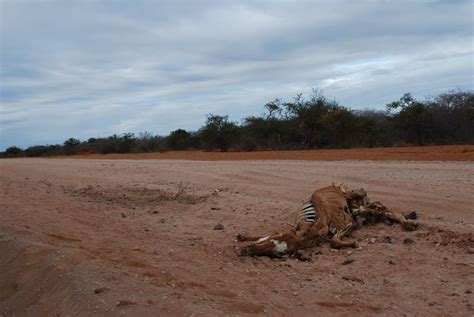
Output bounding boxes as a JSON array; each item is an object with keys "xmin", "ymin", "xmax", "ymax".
[
  {"xmin": 167, "ymin": 129, "xmax": 192, "ymax": 150},
  {"xmin": 63, "ymin": 137, "xmax": 81, "ymax": 155},
  {"xmin": 1, "ymin": 89, "xmax": 472, "ymax": 158},
  {"xmin": 387, "ymin": 93, "xmax": 432, "ymax": 145},
  {"xmin": 198, "ymin": 114, "xmax": 239, "ymax": 151},
  {"xmin": 5, "ymin": 146, "xmax": 23, "ymax": 157}
]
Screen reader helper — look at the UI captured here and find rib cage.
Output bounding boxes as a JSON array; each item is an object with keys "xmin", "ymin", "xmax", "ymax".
[{"xmin": 301, "ymin": 199, "xmax": 317, "ymax": 223}]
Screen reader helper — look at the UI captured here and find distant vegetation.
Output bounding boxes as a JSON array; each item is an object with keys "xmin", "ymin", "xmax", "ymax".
[{"xmin": 2, "ymin": 89, "xmax": 473, "ymax": 158}]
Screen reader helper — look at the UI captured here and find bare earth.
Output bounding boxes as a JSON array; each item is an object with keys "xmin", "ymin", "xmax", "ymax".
[
  {"xmin": 1, "ymin": 156, "xmax": 474, "ymax": 316},
  {"xmin": 69, "ymin": 145, "xmax": 474, "ymax": 162}
]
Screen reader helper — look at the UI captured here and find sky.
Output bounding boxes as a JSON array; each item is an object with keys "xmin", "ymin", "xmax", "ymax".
[{"xmin": 0, "ymin": 0, "xmax": 473, "ymax": 150}]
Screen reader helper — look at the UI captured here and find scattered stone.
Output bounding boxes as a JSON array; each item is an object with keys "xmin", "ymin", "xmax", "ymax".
[
  {"xmin": 446, "ymin": 194, "xmax": 451, "ymax": 197},
  {"xmin": 451, "ymin": 292, "xmax": 460, "ymax": 297},
  {"xmin": 313, "ymin": 250, "xmax": 323, "ymax": 256},
  {"xmin": 121, "ymin": 212, "xmax": 127, "ymax": 218},
  {"xmin": 389, "ymin": 260, "xmax": 396, "ymax": 265},
  {"xmin": 211, "ymin": 207, "xmax": 221, "ymax": 210},
  {"xmin": 342, "ymin": 275, "xmax": 365, "ymax": 284},
  {"xmin": 293, "ymin": 291, "xmax": 298, "ymax": 296},
  {"xmin": 368, "ymin": 237, "xmax": 377, "ymax": 244},
  {"xmin": 116, "ymin": 300, "xmax": 136, "ymax": 307},
  {"xmin": 405, "ymin": 211, "xmax": 418, "ymax": 220},
  {"xmin": 152, "ymin": 210, "xmax": 158, "ymax": 214},
  {"xmin": 403, "ymin": 237, "xmax": 416, "ymax": 245},
  {"xmin": 94, "ymin": 287, "xmax": 110, "ymax": 294},
  {"xmin": 346, "ymin": 250, "xmax": 353, "ymax": 255},
  {"xmin": 384, "ymin": 236, "xmax": 397, "ymax": 244},
  {"xmin": 293, "ymin": 250, "xmax": 311, "ymax": 262},
  {"xmin": 213, "ymin": 223, "xmax": 224, "ymax": 230},
  {"xmin": 342, "ymin": 259, "xmax": 355, "ymax": 265},
  {"xmin": 465, "ymin": 289, "xmax": 472, "ymax": 294},
  {"xmin": 467, "ymin": 248, "xmax": 474, "ymax": 254}
]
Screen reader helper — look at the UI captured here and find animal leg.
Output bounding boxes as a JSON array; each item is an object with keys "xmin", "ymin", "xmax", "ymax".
[
  {"xmin": 359, "ymin": 202, "xmax": 419, "ymax": 231},
  {"xmin": 239, "ymin": 232, "xmax": 299, "ymax": 257},
  {"xmin": 330, "ymin": 235, "xmax": 358, "ymax": 249},
  {"xmin": 329, "ymin": 223, "xmax": 358, "ymax": 249},
  {"xmin": 237, "ymin": 233, "xmax": 270, "ymax": 242}
]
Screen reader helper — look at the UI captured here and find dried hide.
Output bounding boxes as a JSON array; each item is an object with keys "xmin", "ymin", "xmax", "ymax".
[{"xmin": 238, "ymin": 184, "xmax": 418, "ymax": 257}]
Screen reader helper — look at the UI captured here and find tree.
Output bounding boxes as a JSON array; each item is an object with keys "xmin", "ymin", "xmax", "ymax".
[
  {"xmin": 387, "ymin": 93, "xmax": 432, "ymax": 145},
  {"xmin": 199, "ymin": 114, "xmax": 239, "ymax": 151},
  {"xmin": 63, "ymin": 138, "xmax": 80, "ymax": 147},
  {"xmin": 283, "ymin": 90, "xmax": 339, "ymax": 148},
  {"xmin": 5, "ymin": 146, "xmax": 23, "ymax": 157},
  {"xmin": 63, "ymin": 138, "xmax": 81, "ymax": 155},
  {"xmin": 167, "ymin": 129, "xmax": 192, "ymax": 150}
]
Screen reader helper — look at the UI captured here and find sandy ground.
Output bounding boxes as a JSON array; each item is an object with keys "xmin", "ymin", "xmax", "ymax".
[{"xmin": 1, "ymin": 158, "xmax": 473, "ymax": 316}]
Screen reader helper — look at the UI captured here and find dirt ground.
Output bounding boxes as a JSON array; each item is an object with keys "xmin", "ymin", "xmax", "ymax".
[
  {"xmin": 68, "ymin": 145, "xmax": 474, "ymax": 162},
  {"xmin": 1, "ymin": 156, "xmax": 473, "ymax": 316}
]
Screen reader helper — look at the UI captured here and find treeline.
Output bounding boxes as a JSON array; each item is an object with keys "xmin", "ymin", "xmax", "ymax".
[{"xmin": 2, "ymin": 89, "xmax": 473, "ymax": 158}]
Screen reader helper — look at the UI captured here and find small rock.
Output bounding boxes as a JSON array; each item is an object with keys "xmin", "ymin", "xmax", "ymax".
[
  {"xmin": 465, "ymin": 289, "xmax": 472, "ymax": 294},
  {"xmin": 293, "ymin": 291, "xmax": 298, "ymax": 296},
  {"xmin": 116, "ymin": 300, "xmax": 136, "ymax": 307},
  {"xmin": 346, "ymin": 250, "xmax": 353, "ymax": 255},
  {"xmin": 121, "ymin": 212, "xmax": 127, "ymax": 218},
  {"xmin": 213, "ymin": 223, "xmax": 224, "ymax": 230},
  {"xmin": 451, "ymin": 292, "xmax": 460, "ymax": 297},
  {"xmin": 446, "ymin": 194, "xmax": 451, "ymax": 197},
  {"xmin": 293, "ymin": 250, "xmax": 311, "ymax": 262},
  {"xmin": 467, "ymin": 248, "xmax": 474, "ymax": 254},
  {"xmin": 94, "ymin": 287, "xmax": 110, "ymax": 294},
  {"xmin": 384, "ymin": 236, "xmax": 396, "ymax": 244},
  {"xmin": 211, "ymin": 207, "xmax": 221, "ymax": 210},
  {"xmin": 152, "ymin": 210, "xmax": 158, "ymax": 214},
  {"xmin": 403, "ymin": 237, "xmax": 416, "ymax": 245},
  {"xmin": 342, "ymin": 259, "xmax": 354, "ymax": 265},
  {"xmin": 368, "ymin": 237, "xmax": 377, "ymax": 244},
  {"xmin": 389, "ymin": 260, "xmax": 396, "ymax": 265},
  {"xmin": 405, "ymin": 211, "xmax": 418, "ymax": 220},
  {"xmin": 342, "ymin": 275, "xmax": 365, "ymax": 284}
]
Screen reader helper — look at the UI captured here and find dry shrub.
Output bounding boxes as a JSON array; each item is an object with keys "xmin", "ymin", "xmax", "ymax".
[
  {"xmin": 158, "ymin": 182, "xmax": 207, "ymax": 204},
  {"xmin": 64, "ymin": 182, "xmax": 208, "ymax": 208}
]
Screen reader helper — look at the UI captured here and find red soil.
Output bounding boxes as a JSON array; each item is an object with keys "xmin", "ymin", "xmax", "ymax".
[
  {"xmin": 1, "ymin": 157, "xmax": 473, "ymax": 315},
  {"xmin": 68, "ymin": 145, "xmax": 474, "ymax": 161}
]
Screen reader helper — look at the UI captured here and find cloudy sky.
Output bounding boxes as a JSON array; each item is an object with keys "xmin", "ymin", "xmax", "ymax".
[{"xmin": 1, "ymin": 0, "xmax": 473, "ymax": 150}]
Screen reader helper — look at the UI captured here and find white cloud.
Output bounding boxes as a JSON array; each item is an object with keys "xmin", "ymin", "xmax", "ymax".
[{"xmin": 0, "ymin": 0, "xmax": 473, "ymax": 149}]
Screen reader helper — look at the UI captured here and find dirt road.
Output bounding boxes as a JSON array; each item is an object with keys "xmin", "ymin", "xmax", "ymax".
[{"xmin": 1, "ymin": 158, "xmax": 473, "ymax": 316}]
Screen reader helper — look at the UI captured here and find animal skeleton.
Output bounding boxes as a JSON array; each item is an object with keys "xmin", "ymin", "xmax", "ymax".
[{"xmin": 237, "ymin": 184, "xmax": 418, "ymax": 257}]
